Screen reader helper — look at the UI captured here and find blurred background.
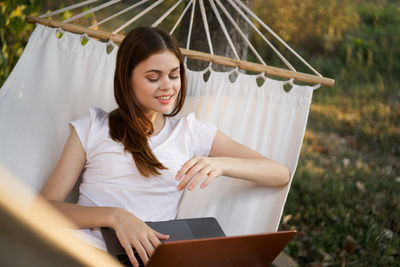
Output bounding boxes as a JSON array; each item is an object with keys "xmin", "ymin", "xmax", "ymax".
[{"xmin": 1, "ymin": 0, "xmax": 399, "ymax": 265}]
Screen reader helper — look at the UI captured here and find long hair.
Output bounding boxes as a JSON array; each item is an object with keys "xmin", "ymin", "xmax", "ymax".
[{"xmin": 109, "ymin": 27, "xmax": 186, "ymax": 177}]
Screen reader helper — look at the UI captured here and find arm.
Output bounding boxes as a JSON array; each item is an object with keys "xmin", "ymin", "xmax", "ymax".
[
  {"xmin": 41, "ymin": 126, "xmax": 114, "ymax": 228},
  {"xmin": 40, "ymin": 127, "xmax": 167, "ymax": 267},
  {"xmin": 176, "ymin": 130, "xmax": 290, "ymax": 190}
]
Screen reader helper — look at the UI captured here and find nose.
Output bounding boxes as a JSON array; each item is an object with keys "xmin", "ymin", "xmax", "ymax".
[{"xmin": 159, "ymin": 76, "xmax": 173, "ymax": 90}]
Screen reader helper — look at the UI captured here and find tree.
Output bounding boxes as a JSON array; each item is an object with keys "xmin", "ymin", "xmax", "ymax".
[{"xmin": 178, "ymin": 0, "xmax": 253, "ymax": 71}]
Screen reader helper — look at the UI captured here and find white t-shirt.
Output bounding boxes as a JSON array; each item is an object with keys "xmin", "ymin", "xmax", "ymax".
[{"xmin": 69, "ymin": 107, "xmax": 217, "ymax": 249}]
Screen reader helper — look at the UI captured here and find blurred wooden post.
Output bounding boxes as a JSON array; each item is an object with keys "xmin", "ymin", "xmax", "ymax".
[{"xmin": 0, "ymin": 165, "xmax": 122, "ymax": 267}]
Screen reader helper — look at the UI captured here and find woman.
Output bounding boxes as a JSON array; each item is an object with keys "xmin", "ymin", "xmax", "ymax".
[{"xmin": 40, "ymin": 27, "xmax": 290, "ymax": 267}]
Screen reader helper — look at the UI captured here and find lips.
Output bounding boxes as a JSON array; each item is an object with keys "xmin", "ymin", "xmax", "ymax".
[{"xmin": 155, "ymin": 94, "xmax": 174, "ymax": 104}]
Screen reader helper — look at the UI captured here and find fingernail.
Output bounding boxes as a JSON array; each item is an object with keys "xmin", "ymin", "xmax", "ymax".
[{"xmin": 188, "ymin": 186, "xmax": 192, "ymax": 190}]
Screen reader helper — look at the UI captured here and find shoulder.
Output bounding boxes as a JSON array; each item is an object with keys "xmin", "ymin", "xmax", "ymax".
[
  {"xmin": 171, "ymin": 112, "xmax": 204, "ymax": 128},
  {"xmin": 71, "ymin": 107, "xmax": 108, "ymax": 126},
  {"xmin": 89, "ymin": 107, "xmax": 109, "ymax": 124},
  {"xmin": 171, "ymin": 113, "xmax": 217, "ymax": 156},
  {"xmin": 70, "ymin": 107, "xmax": 111, "ymax": 154},
  {"xmin": 168, "ymin": 113, "xmax": 200, "ymax": 134},
  {"xmin": 70, "ymin": 107, "xmax": 110, "ymax": 141},
  {"xmin": 83, "ymin": 106, "xmax": 109, "ymax": 131}
]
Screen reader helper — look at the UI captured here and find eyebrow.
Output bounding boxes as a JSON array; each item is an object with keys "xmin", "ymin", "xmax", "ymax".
[{"xmin": 145, "ymin": 66, "xmax": 180, "ymax": 74}]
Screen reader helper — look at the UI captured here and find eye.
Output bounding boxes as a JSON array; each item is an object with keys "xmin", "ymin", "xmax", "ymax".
[
  {"xmin": 169, "ymin": 72, "xmax": 180, "ymax": 80},
  {"xmin": 147, "ymin": 77, "xmax": 159, "ymax": 82}
]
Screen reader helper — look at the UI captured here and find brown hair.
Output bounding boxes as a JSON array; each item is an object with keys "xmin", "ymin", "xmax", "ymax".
[{"xmin": 109, "ymin": 27, "xmax": 186, "ymax": 177}]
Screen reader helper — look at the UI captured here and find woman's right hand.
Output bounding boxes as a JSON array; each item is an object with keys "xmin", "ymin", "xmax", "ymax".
[{"xmin": 110, "ymin": 208, "xmax": 169, "ymax": 267}]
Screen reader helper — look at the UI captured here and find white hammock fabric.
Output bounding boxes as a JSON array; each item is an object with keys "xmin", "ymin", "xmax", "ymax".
[{"xmin": 0, "ymin": 24, "xmax": 313, "ymax": 236}]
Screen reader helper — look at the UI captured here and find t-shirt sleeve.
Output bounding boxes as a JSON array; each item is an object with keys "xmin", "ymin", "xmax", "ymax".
[
  {"xmin": 69, "ymin": 107, "xmax": 106, "ymax": 154},
  {"xmin": 70, "ymin": 114, "xmax": 91, "ymax": 153},
  {"xmin": 187, "ymin": 113, "xmax": 218, "ymax": 157}
]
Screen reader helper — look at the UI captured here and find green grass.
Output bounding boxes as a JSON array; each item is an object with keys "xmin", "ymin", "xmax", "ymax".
[
  {"xmin": 279, "ymin": 3, "xmax": 400, "ymax": 263},
  {"xmin": 280, "ymin": 80, "xmax": 400, "ymax": 265},
  {"xmin": 281, "ymin": 127, "xmax": 399, "ymax": 265}
]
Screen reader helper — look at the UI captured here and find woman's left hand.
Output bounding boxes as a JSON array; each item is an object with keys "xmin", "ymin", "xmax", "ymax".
[{"xmin": 175, "ymin": 156, "xmax": 224, "ymax": 191}]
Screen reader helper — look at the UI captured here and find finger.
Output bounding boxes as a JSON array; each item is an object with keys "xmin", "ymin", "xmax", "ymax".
[
  {"xmin": 177, "ymin": 162, "xmax": 205, "ymax": 190},
  {"xmin": 132, "ymin": 240, "xmax": 149, "ymax": 265},
  {"xmin": 120, "ymin": 239, "xmax": 139, "ymax": 267},
  {"xmin": 178, "ymin": 167, "xmax": 200, "ymax": 190},
  {"xmin": 153, "ymin": 229, "xmax": 170, "ymax": 240},
  {"xmin": 188, "ymin": 168, "xmax": 211, "ymax": 191},
  {"xmin": 200, "ymin": 172, "xmax": 217, "ymax": 189},
  {"xmin": 175, "ymin": 157, "xmax": 200, "ymax": 180},
  {"xmin": 140, "ymin": 235, "xmax": 155, "ymax": 258},
  {"xmin": 148, "ymin": 231, "xmax": 162, "ymax": 249}
]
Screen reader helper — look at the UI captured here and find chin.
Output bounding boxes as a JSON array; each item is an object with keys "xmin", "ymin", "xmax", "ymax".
[
  {"xmin": 157, "ymin": 101, "xmax": 177, "ymax": 114},
  {"xmin": 148, "ymin": 105, "xmax": 170, "ymax": 114},
  {"xmin": 161, "ymin": 106, "xmax": 175, "ymax": 114}
]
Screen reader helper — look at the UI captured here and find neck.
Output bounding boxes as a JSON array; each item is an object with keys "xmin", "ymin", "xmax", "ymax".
[{"xmin": 146, "ymin": 112, "xmax": 165, "ymax": 136}]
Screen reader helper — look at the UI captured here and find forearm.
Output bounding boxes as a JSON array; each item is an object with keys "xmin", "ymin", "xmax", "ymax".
[
  {"xmin": 218, "ymin": 157, "xmax": 290, "ymax": 187},
  {"xmin": 48, "ymin": 200, "xmax": 119, "ymax": 229}
]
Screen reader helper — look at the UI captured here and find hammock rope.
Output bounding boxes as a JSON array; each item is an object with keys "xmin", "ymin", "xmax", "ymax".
[
  {"xmin": 215, "ymin": 0, "xmax": 264, "ymax": 65},
  {"xmin": 170, "ymin": 0, "xmax": 194, "ymax": 35},
  {"xmin": 208, "ymin": 0, "xmax": 240, "ymax": 61},
  {"xmin": 39, "ymin": 0, "xmax": 102, "ymax": 19},
  {"xmin": 227, "ymin": 0, "xmax": 294, "ymax": 71},
  {"xmin": 112, "ymin": 0, "xmax": 166, "ymax": 35},
  {"xmin": 63, "ymin": 0, "xmax": 122, "ymax": 24},
  {"xmin": 152, "ymin": 0, "xmax": 184, "ymax": 27},
  {"xmin": 184, "ymin": 0, "xmax": 197, "ymax": 66},
  {"xmin": 89, "ymin": 0, "xmax": 151, "ymax": 29},
  {"xmin": 233, "ymin": 0, "xmax": 322, "ymax": 77},
  {"xmin": 199, "ymin": 0, "xmax": 214, "ymax": 55},
  {"xmin": 25, "ymin": 0, "xmax": 335, "ymax": 87}
]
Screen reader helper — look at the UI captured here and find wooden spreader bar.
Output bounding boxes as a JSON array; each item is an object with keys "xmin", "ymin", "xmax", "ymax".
[{"xmin": 26, "ymin": 16, "xmax": 335, "ymax": 87}]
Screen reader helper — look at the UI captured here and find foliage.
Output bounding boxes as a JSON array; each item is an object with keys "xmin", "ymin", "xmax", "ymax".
[
  {"xmin": 0, "ymin": 0, "xmax": 399, "ymax": 265},
  {"xmin": 253, "ymin": 0, "xmax": 359, "ymax": 56},
  {"xmin": 311, "ymin": 2, "xmax": 400, "ymax": 155},
  {"xmin": 0, "ymin": 0, "xmax": 42, "ymax": 86},
  {"xmin": 338, "ymin": 2, "xmax": 400, "ymax": 85}
]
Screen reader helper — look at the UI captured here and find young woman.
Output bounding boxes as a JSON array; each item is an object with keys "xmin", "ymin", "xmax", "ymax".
[{"xmin": 40, "ymin": 27, "xmax": 290, "ymax": 267}]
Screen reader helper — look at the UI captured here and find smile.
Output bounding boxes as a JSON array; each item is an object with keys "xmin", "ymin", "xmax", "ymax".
[{"xmin": 156, "ymin": 95, "xmax": 172, "ymax": 100}]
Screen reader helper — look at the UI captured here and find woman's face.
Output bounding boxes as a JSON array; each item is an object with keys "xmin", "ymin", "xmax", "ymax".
[{"xmin": 131, "ymin": 50, "xmax": 181, "ymax": 116}]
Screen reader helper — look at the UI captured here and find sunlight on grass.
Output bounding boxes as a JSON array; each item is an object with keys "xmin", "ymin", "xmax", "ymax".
[{"xmin": 281, "ymin": 126, "xmax": 400, "ymax": 265}]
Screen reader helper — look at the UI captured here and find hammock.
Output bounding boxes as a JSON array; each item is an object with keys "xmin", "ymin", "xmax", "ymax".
[{"xmin": 0, "ymin": 0, "xmax": 334, "ymax": 239}]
